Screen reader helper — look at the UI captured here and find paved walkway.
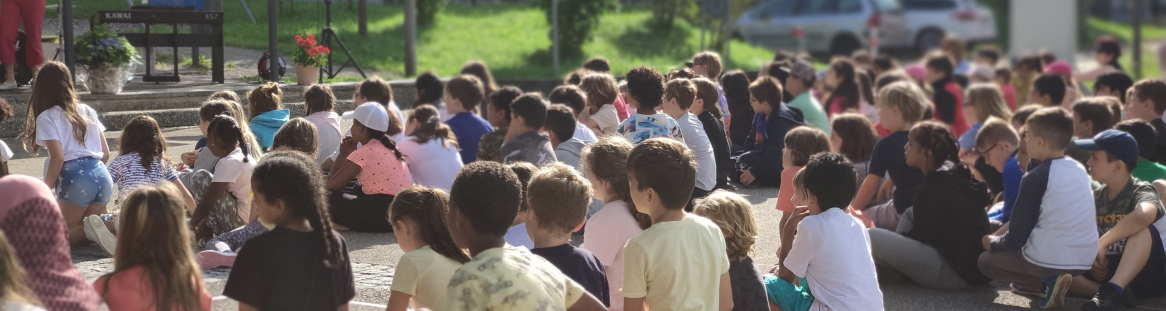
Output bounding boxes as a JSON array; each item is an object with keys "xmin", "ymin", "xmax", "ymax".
[{"xmin": 8, "ymin": 126, "xmax": 1166, "ymax": 310}]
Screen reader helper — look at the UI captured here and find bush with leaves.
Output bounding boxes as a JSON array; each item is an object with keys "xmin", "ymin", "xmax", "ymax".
[
  {"xmin": 75, "ymin": 24, "xmax": 138, "ymax": 68},
  {"xmin": 418, "ymin": 0, "xmax": 443, "ymax": 27},
  {"xmin": 538, "ymin": 0, "xmax": 614, "ymax": 57}
]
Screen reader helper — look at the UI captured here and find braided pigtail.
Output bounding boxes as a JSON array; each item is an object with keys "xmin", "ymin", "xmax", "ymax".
[
  {"xmin": 207, "ymin": 115, "xmax": 249, "ymax": 163},
  {"xmin": 912, "ymin": 121, "xmax": 969, "ymax": 179},
  {"xmin": 252, "ymin": 151, "xmax": 340, "ymax": 267}
]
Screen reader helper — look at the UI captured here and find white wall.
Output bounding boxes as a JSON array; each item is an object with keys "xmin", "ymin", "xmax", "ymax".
[{"xmin": 1010, "ymin": 0, "xmax": 1077, "ymax": 65}]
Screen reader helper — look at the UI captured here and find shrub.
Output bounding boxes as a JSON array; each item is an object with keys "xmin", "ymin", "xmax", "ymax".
[
  {"xmin": 418, "ymin": 0, "xmax": 443, "ymax": 27},
  {"xmin": 538, "ymin": 0, "xmax": 614, "ymax": 57}
]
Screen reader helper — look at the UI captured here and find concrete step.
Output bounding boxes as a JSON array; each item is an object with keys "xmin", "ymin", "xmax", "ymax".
[{"xmin": 96, "ymin": 100, "xmax": 360, "ymax": 131}]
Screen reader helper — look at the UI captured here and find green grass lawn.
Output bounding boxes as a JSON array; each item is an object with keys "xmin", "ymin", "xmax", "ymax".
[
  {"xmin": 53, "ymin": 0, "xmax": 777, "ymax": 79},
  {"xmin": 1085, "ymin": 17, "xmax": 1166, "ymax": 79}
]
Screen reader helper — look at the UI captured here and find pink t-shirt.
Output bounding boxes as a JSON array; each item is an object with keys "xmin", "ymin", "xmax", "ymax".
[
  {"xmin": 582, "ymin": 200, "xmax": 642, "ymax": 311},
  {"xmin": 93, "ymin": 266, "xmax": 212, "ymax": 311},
  {"xmin": 776, "ymin": 165, "xmax": 801, "ymax": 213},
  {"xmin": 614, "ymin": 93, "xmax": 630, "ymax": 121},
  {"xmin": 346, "ymin": 139, "xmax": 412, "ymax": 195},
  {"xmin": 1001, "ymin": 83, "xmax": 1017, "ymax": 111}
]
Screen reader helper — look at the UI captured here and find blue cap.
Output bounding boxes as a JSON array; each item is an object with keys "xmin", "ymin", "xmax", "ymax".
[{"xmin": 1075, "ymin": 129, "xmax": 1139, "ymax": 170}]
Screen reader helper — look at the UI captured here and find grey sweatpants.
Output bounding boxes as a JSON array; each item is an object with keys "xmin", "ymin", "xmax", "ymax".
[
  {"xmin": 180, "ymin": 169, "xmax": 245, "ymax": 246},
  {"xmin": 977, "ymin": 250, "xmax": 1087, "ymax": 289},
  {"xmin": 868, "ymin": 228, "xmax": 973, "ymax": 289}
]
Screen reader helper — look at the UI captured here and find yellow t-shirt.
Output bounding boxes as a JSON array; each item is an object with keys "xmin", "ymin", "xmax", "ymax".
[
  {"xmin": 390, "ymin": 245, "xmax": 463, "ymax": 310},
  {"xmin": 447, "ymin": 246, "xmax": 585, "ymax": 310},
  {"xmin": 621, "ymin": 214, "xmax": 730, "ymax": 311}
]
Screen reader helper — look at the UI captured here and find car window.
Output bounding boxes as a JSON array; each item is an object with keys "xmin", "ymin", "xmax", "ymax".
[
  {"xmin": 838, "ymin": 0, "xmax": 862, "ymax": 13},
  {"xmin": 762, "ymin": 0, "xmax": 798, "ymax": 18},
  {"xmin": 871, "ymin": 0, "xmax": 903, "ymax": 12},
  {"xmin": 796, "ymin": 0, "xmax": 838, "ymax": 15},
  {"xmin": 902, "ymin": 0, "xmax": 957, "ymax": 10}
]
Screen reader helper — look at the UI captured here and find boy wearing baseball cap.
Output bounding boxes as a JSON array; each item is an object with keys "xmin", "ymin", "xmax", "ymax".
[
  {"xmin": 785, "ymin": 60, "xmax": 829, "ymax": 135},
  {"xmin": 1074, "ymin": 129, "xmax": 1166, "ymax": 310},
  {"xmin": 326, "ymin": 102, "xmax": 414, "ymax": 232}
]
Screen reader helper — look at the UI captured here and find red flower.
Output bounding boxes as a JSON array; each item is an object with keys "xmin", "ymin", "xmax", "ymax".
[
  {"xmin": 307, "ymin": 33, "xmax": 315, "ymax": 40},
  {"xmin": 321, "ymin": 47, "xmax": 330, "ymax": 54},
  {"xmin": 295, "ymin": 34, "xmax": 303, "ymax": 41}
]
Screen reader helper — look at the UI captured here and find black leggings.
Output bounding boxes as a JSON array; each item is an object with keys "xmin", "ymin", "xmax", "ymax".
[{"xmin": 328, "ymin": 185, "xmax": 395, "ymax": 232}]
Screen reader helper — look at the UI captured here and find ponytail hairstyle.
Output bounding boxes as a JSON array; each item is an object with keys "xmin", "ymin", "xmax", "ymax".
[
  {"xmin": 106, "ymin": 182, "xmax": 203, "ymax": 311},
  {"xmin": 354, "ymin": 120, "xmax": 404, "ymax": 162},
  {"xmin": 910, "ymin": 121, "xmax": 971, "ymax": 179},
  {"xmin": 408, "ymin": 104, "xmax": 459, "ymax": 150},
  {"xmin": 0, "ymin": 231, "xmax": 40, "ymax": 307},
  {"xmin": 247, "ymin": 82, "xmax": 283, "ymax": 121},
  {"xmin": 20, "ymin": 61, "xmax": 87, "ymax": 153},
  {"xmin": 207, "ymin": 115, "xmax": 251, "ymax": 163},
  {"xmin": 824, "ymin": 58, "xmax": 860, "ymax": 112},
  {"xmin": 119, "ymin": 116, "xmax": 174, "ymax": 173},
  {"xmin": 304, "ymin": 84, "xmax": 336, "ymax": 115},
  {"xmin": 271, "ymin": 118, "xmax": 319, "ymax": 159},
  {"xmin": 582, "ymin": 137, "xmax": 652, "ymax": 230},
  {"xmin": 388, "ymin": 185, "xmax": 471, "ymax": 263},
  {"xmin": 251, "ymin": 151, "xmax": 341, "ymax": 266}
]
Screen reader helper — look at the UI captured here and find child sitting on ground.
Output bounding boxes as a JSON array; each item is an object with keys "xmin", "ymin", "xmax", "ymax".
[
  {"xmin": 581, "ymin": 137, "xmax": 651, "ymax": 311},
  {"xmin": 223, "ymin": 153, "xmax": 355, "ymax": 311},
  {"xmin": 185, "ymin": 115, "xmax": 255, "ymax": 245},
  {"xmin": 270, "ymin": 118, "xmax": 318, "ymax": 158},
  {"xmin": 549, "ymin": 85, "xmax": 598, "ymax": 143},
  {"xmin": 545, "ymin": 104, "xmax": 587, "ymax": 170},
  {"xmin": 1073, "ymin": 129, "xmax": 1166, "ymax": 309},
  {"xmin": 775, "ymin": 126, "xmax": 831, "ymax": 263},
  {"xmin": 1124, "ymin": 80, "xmax": 1166, "ymax": 165},
  {"xmin": 661, "ymin": 78, "xmax": 718, "ymax": 202},
  {"xmin": 978, "ymin": 108, "xmax": 1098, "ymax": 310},
  {"xmin": 444, "ymin": 75, "xmax": 493, "ymax": 163},
  {"xmin": 1115, "ymin": 120, "xmax": 1166, "ymax": 182},
  {"xmin": 94, "ymin": 183, "xmax": 212, "ymax": 311},
  {"xmin": 849, "ymin": 81, "xmax": 928, "ymax": 230},
  {"xmin": 768, "ymin": 153, "xmax": 883, "ymax": 311},
  {"xmin": 326, "ymin": 103, "xmax": 412, "ymax": 232},
  {"xmin": 976, "ymin": 118, "xmax": 1023, "ymax": 228},
  {"xmin": 303, "ymin": 85, "xmax": 342, "ymax": 167},
  {"xmin": 830, "ymin": 113, "xmax": 880, "ymax": 204},
  {"xmin": 1031, "ymin": 73, "xmax": 1067, "ymax": 108},
  {"xmin": 502, "ymin": 93, "xmax": 558, "ymax": 167},
  {"xmin": 444, "ymin": 161, "xmax": 606, "ymax": 310},
  {"xmin": 622, "ymin": 138, "xmax": 732, "ymax": 311},
  {"xmin": 578, "ymin": 73, "xmax": 621, "ymax": 135},
  {"xmin": 693, "ymin": 190, "xmax": 769, "ymax": 311},
  {"xmin": 691, "ymin": 77, "xmax": 733, "ymax": 190},
  {"xmin": 959, "ymin": 84, "xmax": 1012, "ymax": 158},
  {"xmin": 384, "ymin": 185, "xmax": 471, "ymax": 311},
  {"xmin": 925, "ymin": 51, "xmax": 969, "ymax": 136},
  {"xmin": 503, "ymin": 162, "xmax": 537, "ymax": 249},
  {"xmin": 527, "ymin": 163, "xmax": 610, "ymax": 306},
  {"xmin": 478, "ymin": 86, "xmax": 523, "ymax": 163},
  {"xmin": 734, "ymin": 76, "xmax": 804, "ymax": 187},
  {"xmin": 1073, "ymin": 97, "xmax": 1118, "ymax": 140},
  {"xmin": 247, "ymin": 82, "xmax": 289, "ymax": 152},
  {"xmin": 618, "ymin": 67, "xmax": 683, "ymax": 144},
  {"xmin": 399, "ymin": 104, "xmax": 464, "ymax": 191},
  {"xmin": 109, "ymin": 115, "xmax": 197, "ymax": 212}
]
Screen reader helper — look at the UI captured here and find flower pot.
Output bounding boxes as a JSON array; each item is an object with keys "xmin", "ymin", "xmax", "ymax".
[
  {"xmin": 84, "ymin": 64, "xmax": 126, "ymax": 94},
  {"xmin": 295, "ymin": 64, "xmax": 319, "ymax": 86}
]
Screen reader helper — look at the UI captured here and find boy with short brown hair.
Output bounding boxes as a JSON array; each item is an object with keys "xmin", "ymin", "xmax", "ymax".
[
  {"xmin": 526, "ymin": 163, "xmax": 610, "ymax": 307},
  {"xmin": 444, "ymin": 75, "xmax": 493, "ymax": 163}
]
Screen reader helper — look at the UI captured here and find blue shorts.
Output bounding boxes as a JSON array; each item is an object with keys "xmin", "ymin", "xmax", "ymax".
[
  {"xmin": 765, "ymin": 275, "xmax": 814, "ymax": 311},
  {"xmin": 55, "ymin": 157, "xmax": 113, "ymax": 206}
]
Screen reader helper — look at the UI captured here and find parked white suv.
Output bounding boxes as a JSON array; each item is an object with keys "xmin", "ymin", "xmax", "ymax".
[
  {"xmin": 901, "ymin": 0, "xmax": 996, "ymax": 52},
  {"xmin": 733, "ymin": 0, "xmax": 910, "ymax": 55}
]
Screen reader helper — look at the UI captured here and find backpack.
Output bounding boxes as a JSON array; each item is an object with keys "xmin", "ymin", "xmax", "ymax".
[{"xmin": 2, "ymin": 31, "xmax": 34, "ymax": 86}]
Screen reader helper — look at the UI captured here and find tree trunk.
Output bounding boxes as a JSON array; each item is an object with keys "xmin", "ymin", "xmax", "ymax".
[
  {"xmin": 404, "ymin": 0, "xmax": 417, "ymax": 76},
  {"xmin": 359, "ymin": 0, "xmax": 368, "ymax": 36}
]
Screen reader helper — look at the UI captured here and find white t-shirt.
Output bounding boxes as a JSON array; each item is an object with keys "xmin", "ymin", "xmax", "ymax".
[
  {"xmin": 390, "ymin": 245, "xmax": 462, "ymax": 310},
  {"xmin": 582, "ymin": 200, "xmax": 643, "ymax": 311},
  {"xmin": 211, "ymin": 148, "xmax": 256, "ymax": 222},
  {"xmin": 621, "ymin": 214, "xmax": 729, "ymax": 310},
  {"xmin": 676, "ymin": 113, "xmax": 717, "ymax": 191},
  {"xmin": 398, "ymin": 136, "xmax": 463, "ymax": 191},
  {"xmin": 0, "ymin": 140, "xmax": 12, "ymax": 162},
  {"xmin": 305, "ymin": 111, "xmax": 342, "ymax": 166},
  {"xmin": 785, "ymin": 208, "xmax": 884, "ymax": 311},
  {"xmin": 574, "ymin": 122, "xmax": 598, "ymax": 143},
  {"xmin": 35, "ymin": 104, "xmax": 106, "ymax": 161},
  {"xmin": 590, "ymin": 104, "xmax": 619, "ymax": 135}
]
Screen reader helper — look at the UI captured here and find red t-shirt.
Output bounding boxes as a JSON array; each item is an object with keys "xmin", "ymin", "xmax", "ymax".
[
  {"xmin": 93, "ymin": 266, "xmax": 212, "ymax": 311},
  {"xmin": 1001, "ymin": 83, "xmax": 1017, "ymax": 111},
  {"xmin": 933, "ymin": 81, "xmax": 969, "ymax": 136}
]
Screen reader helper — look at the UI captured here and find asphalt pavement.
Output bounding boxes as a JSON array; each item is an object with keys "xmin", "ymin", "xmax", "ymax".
[{"xmin": 7, "ymin": 126, "xmax": 1166, "ymax": 310}]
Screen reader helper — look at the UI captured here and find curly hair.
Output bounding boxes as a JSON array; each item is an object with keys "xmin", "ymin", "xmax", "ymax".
[
  {"xmin": 119, "ymin": 116, "xmax": 174, "ymax": 174},
  {"xmin": 694, "ymin": 190, "xmax": 757, "ymax": 261},
  {"xmin": 625, "ymin": 66, "xmax": 666, "ymax": 111},
  {"xmin": 0, "ymin": 98, "xmax": 13, "ymax": 123},
  {"xmin": 451, "ymin": 161, "xmax": 523, "ymax": 236}
]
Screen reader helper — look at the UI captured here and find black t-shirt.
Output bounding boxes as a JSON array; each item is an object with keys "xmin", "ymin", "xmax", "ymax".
[
  {"xmin": 224, "ymin": 227, "xmax": 355, "ymax": 311},
  {"xmin": 529, "ymin": 243, "xmax": 610, "ymax": 306},
  {"xmin": 867, "ymin": 131, "xmax": 925, "ymax": 213}
]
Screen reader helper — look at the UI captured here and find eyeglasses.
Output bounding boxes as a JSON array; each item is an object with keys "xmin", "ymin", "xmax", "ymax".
[{"xmin": 977, "ymin": 144, "xmax": 998, "ymax": 156}]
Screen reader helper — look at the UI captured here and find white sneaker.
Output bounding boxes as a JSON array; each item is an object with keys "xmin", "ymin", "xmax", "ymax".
[
  {"xmin": 196, "ymin": 250, "xmax": 237, "ymax": 269},
  {"xmin": 83, "ymin": 215, "xmax": 118, "ymax": 256},
  {"xmin": 0, "ymin": 81, "xmax": 16, "ymax": 90}
]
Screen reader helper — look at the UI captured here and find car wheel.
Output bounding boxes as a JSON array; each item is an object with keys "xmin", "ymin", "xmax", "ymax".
[
  {"xmin": 830, "ymin": 34, "xmax": 861, "ymax": 56},
  {"xmin": 915, "ymin": 28, "xmax": 945, "ymax": 53}
]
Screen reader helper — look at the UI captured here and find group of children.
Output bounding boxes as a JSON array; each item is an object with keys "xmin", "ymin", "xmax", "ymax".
[{"xmin": 11, "ymin": 31, "xmax": 1166, "ymax": 311}]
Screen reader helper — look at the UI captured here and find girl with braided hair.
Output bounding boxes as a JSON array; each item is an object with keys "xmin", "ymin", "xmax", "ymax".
[
  {"xmin": 867, "ymin": 121, "xmax": 993, "ymax": 289},
  {"xmin": 223, "ymin": 151, "xmax": 355, "ymax": 311},
  {"xmin": 186, "ymin": 115, "xmax": 255, "ymax": 245}
]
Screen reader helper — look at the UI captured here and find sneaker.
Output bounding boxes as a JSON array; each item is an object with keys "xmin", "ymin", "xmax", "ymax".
[
  {"xmin": 1081, "ymin": 283, "xmax": 1124, "ymax": 311},
  {"xmin": 196, "ymin": 250, "xmax": 237, "ymax": 269},
  {"xmin": 1040, "ymin": 274, "xmax": 1073, "ymax": 309},
  {"xmin": 1011, "ymin": 283, "xmax": 1046, "ymax": 298},
  {"xmin": 0, "ymin": 81, "xmax": 15, "ymax": 90},
  {"xmin": 83, "ymin": 215, "xmax": 118, "ymax": 256},
  {"xmin": 1122, "ymin": 285, "xmax": 1137, "ymax": 308}
]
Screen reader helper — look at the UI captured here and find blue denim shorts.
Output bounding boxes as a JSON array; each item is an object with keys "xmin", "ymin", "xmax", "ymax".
[{"xmin": 55, "ymin": 157, "xmax": 113, "ymax": 206}]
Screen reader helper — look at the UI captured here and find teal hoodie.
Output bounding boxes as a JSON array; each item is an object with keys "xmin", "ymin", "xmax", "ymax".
[{"xmin": 250, "ymin": 109, "xmax": 289, "ymax": 152}]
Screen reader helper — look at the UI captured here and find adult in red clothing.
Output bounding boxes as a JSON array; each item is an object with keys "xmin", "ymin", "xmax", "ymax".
[
  {"xmin": 0, "ymin": 0, "xmax": 45, "ymax": 89},
  {"xmin": 924, "ymin": 52, "xmax": 969, "ymax": 136}
]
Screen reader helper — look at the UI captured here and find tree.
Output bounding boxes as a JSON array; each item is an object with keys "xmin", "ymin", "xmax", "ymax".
[{"xmin": 538, "ymin": 0, "xmax": 613, "ymax": 57}]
